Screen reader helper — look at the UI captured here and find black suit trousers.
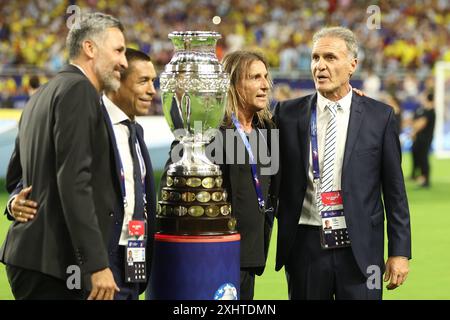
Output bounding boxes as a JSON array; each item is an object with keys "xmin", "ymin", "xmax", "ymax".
[
  {"xmin": 6, "ymin": 265, "xmax": 87, "ymax": 300},
  {"xmin": 285, "ymin": 225, "xmax": 382, "ymax": 300}
]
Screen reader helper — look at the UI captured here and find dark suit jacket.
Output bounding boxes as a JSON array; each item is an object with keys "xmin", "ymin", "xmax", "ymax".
[
  {"xmin": 219, "ymin": 121, "xmax": 278, "ymax": 275},
  {"xmin": 274, "ymin": 93, "xmax": 411, "ymax": 276},
  {"xmin": 101, "ymin": 104, "xmax": 156, "ymax": 294},
  {"xmin": 0, "ymin": 65, "xmax": 117, "ymax": 289}
]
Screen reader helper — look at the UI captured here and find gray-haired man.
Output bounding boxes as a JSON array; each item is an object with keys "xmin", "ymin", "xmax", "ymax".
[
  {"xmin": 0, "ymin": 12, "xmax": 128, "ymax": 300},
  {"xmin": 274, "ymin": 27, "xmax": 411, "ymax": 300}
]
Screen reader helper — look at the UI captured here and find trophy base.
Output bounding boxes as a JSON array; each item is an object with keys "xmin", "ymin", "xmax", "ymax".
[{"xmin": 157, "ymin": 172, "xmax": 235, "ymax": 235}]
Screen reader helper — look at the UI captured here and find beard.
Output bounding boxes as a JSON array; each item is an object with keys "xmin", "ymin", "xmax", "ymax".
[{"xmin": 95, "ymin": 61, "xmax": 121, "ymax": 92}]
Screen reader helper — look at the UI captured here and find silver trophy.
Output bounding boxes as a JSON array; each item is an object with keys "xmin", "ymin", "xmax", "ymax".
[{"xmin": 158, "ymin": 31, "xmax": 236, "ymax": 235}]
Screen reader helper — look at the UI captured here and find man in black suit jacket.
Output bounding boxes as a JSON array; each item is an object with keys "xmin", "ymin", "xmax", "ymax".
[
  {"xmin": 274, "ymin": 27, "xmax": 411, "ymax": 300},
  {"xmin": 5, "ymin": 49, "xmax": 158, "ymax": 300},
  {"xmin": 0, "ymin": 13, "xmax": 128, "ymax": 300}
]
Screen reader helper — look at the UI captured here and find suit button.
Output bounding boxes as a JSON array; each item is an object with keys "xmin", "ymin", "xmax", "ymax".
[{"xmin": 109, "ymin": 212, "xmax": 114, "ymax": 217}]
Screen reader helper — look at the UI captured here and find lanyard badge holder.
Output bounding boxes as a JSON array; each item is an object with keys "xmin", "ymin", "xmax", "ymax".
[
  {"xmin": 310, "ymin": 105, "xmax": 351, "ymax": 249},
  {"xmin": 107, "ymin": 115, "xmax": 148, "ymax": 282},
  {"xmin": 125, "ymin": 200, "xmax": 147, "ymax": 283},
  {"xmin": 119, "ymin": 153, "xmax": 147, "ymax": 283}
]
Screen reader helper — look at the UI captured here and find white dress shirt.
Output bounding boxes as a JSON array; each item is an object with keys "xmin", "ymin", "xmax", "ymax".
[
  {"xmin": 299, "ymin": 89, "xmax": 352, "ymax": 226},
  {"xmin": 102, "ymin": 95, "xmax": 146, "ymax": 245}
]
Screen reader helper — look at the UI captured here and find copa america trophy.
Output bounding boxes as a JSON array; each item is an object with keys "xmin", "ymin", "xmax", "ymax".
[{"xmin": 157, "ymin": 31, "xmax": 236, "ymax": 236}]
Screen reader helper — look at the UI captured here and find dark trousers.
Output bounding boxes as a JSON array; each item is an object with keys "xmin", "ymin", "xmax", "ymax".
[
  {"xmin": 6, "ymin": 265, "xmax": 86, "ymax": 300},
  {"xmin": 285, "ymin": 225, "xmax": 382, "ymax": 300},
  {"xmin": 412, "ymin": 141, "xmax": 431, "ymax": 185},
  {"xmin": 240, "ymin": 268, "xmax": 256, "ymax": 300}
]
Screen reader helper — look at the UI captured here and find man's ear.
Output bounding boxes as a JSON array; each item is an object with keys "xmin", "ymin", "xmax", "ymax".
[
  {"xmin": 349, "ymin": 58, "xmax": 358, "ymax": 78},
  {"xmin": 81, "ymin": 39, "xmax": 96, "ymax": 59}
]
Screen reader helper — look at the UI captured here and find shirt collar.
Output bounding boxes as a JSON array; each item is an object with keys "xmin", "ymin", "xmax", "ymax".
[
  {"xmin": 317, "ymin": 86, "xmax": 353, "ymax": 112},
  {"xmin": 70, "ymin": 63, "xmax": 88, "ymax": 77},
  {"xmin": 102, "ymin": 94, "xmax": 131, "ymax": 125}
]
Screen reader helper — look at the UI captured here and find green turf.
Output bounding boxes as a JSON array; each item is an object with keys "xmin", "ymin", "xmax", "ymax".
[
  {"xmin": 0, "ymin": 192, "xmax": 13, "ymax": 299},
  {"xmin": 1, "ymin": 155, "xmax": 450, "ymax": 300}
]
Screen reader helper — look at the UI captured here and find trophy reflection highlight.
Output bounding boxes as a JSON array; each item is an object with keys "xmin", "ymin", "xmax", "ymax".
[{"xmin": 158, "ymin": 31, "xmax": 236, "ymax": 235}]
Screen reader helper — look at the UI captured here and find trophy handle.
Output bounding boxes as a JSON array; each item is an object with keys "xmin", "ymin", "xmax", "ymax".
[{"xmin": 181, "ymin": 93, "xmax": 191, "ymax": 134}]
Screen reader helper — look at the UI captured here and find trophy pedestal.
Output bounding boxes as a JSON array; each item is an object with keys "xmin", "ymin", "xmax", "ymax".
[{"xmin": 147, "ymin": 233, "xmax": 240, "ymax": 300}]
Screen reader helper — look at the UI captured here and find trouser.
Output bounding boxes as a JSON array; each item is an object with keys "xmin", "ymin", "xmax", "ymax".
[
  {"xmin": 240, "ymin": 268, "xmax": 256, "ymax": 300},
  {"xmin": 285, "ymin": 225, "xmax": 382, "ymax": 300},
  {"xmin": 6, "ymin": 264, "xmax": 86, "ymax": 300},
  {"xmin": 411, "ymin": 145, "xmax": 419, "ymax": 179},
  {"xmin": 412, "ymin": 140, "xmax": 431, "ymax": 184}
]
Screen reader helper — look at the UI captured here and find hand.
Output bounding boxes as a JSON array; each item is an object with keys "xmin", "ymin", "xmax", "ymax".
[
  {"xmin": 87, "ymin": 268, "xmax": 120, "ymax": 300},
  {"xmin": 352, "ymin": 87, "xmax": 365, "ymax": 97},
  {"xmin": 11, "ymin": 186, "xmax": 38, "ymax": 222},
  {"xmin": 384, "ymin": 256, "xmax": 409, "ymax": 290}
]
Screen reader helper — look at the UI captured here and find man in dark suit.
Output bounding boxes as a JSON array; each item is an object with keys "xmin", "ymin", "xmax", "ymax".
[
  {"xmin": 274, "ymin": 27, "xmax": 411, "ymax": 300},
  {"xmin": 101, "ymin": 48, "xmax": 157, "ymax": 299},
  {"xmin": 5, "ymin": 49, "xmax": 158, "ymax": 300},
  {"xmin": 0, "ymin": 13, "xmax": 128, "ymax": 300}
]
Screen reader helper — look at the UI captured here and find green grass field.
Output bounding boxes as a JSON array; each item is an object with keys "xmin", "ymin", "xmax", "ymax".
[{"xmin": 1, "ymin": 155, "xmax": 449, "ymax": 300}]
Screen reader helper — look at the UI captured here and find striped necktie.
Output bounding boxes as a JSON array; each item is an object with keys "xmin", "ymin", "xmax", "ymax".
[{"xmin": 318, "ymin": 102, "xmax": 339, "ymax": 212}]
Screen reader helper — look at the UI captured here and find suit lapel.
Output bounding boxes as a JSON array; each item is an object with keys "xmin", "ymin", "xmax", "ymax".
[
  {"xmin": 100, "ymin": 100, "xmax": 123, "ymax": 191},
  {"xmin": 343, "ymin": 94, "xmax": 364, "ymax": 173},
  {"xmin": 298, "ymin": 94, "xmax": 315, "ymax": 175},
  {"xmin": 136, "ymin": 124, "xmax": 156, "ymax": 218}
]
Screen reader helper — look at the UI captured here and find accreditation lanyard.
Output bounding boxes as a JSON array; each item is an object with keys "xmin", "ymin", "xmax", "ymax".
[
  {"xmin": 310, "ymin": 104, "xmax": 321, "ymax": 182},
  {"xmin": 231, "ymin": 113, "xmax": 265, "ymax": 211},
  {"xmin": 119, "ymin": 143, "xmax": 147, "ymax": 220},
  {"xmin": 107, "ymin": 115, "xmax": 147, "ymax": 220}
]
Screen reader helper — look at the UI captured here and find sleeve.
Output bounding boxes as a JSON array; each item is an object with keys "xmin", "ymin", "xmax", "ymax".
[
  {"xmin": 5, "ymin": 120, "xmax": 24, "ymax": 220},
  {"xmin": 53, "ymin": 80, "xmax": 109, "ymax": 274},
  {"xmin": 5, "ymin": 196, "xmax": 15, "ymax": 221},
  {"xmin": 381, "ymin": 108, "xmax": 412, "ymax": 259},
  {"xmin": 4, "ymin": 181, "xmax": 23, "ymax": 221},
  {"xmin": 6, "ymin": 133, "xmax": 22, "ymax": 193}
]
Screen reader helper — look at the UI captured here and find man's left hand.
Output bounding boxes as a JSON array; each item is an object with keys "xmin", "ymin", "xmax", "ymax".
[{"xmin": 384, "ymin": 256, "xmax": 409, "ymax": 290}]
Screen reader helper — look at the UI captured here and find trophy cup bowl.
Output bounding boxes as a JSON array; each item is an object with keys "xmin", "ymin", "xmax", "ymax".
[{"xmin": 158, "ymin": 31, "xmax": 236, "ymax": 235}]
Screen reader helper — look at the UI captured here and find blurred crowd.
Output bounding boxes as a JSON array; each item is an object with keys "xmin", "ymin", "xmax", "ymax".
[{"xmin": 1, "ymin": 0, "xmax": 449, "ymax": 114}]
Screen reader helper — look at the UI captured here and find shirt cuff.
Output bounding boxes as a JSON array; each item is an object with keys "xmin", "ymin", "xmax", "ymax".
[{"xmin": 6, "ymin": 195, "xmax": 16, "ymax": 217}]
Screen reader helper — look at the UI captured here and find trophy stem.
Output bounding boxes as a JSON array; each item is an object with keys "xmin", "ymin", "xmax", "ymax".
[{"xmin": 168, "ymin": 137, "xmax": 221, "ymax": 176}]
